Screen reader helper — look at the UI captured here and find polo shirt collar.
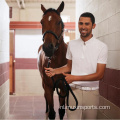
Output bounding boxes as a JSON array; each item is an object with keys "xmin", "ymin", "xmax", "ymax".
[{"xmin": 80, "ymin": 36, "xmax": 95, "ymax": 45}]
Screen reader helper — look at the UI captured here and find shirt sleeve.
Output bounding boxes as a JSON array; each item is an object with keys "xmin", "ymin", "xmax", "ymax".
[
  {"xmin": 97, "ymin": 45, "xmax": 108, "ymax": 64},
  {"xmin": 66, "ymin": 43, "xmax": 72, "ymax": 60}
]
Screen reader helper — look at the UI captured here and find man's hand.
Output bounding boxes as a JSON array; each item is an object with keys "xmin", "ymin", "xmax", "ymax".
[
  {"xmin": 44, "ymin": 67, "xmax": 55, "ymax": 77},
  {"xmin": 63, "ymin": 73, "xmax": 76, "ymax": 84}
]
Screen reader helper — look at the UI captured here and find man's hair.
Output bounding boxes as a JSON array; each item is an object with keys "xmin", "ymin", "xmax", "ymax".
[{"xmin": 79, "ymin": 12, "xmax": 95, "ymax": 25}]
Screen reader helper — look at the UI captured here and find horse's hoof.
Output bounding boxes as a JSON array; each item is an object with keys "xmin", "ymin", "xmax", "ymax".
[
  {"xmin": 59, "ymin": 108, "xmax": 65, "ymax": 119},
  {"xmin": 48, "ymin": 110, "xmax": 56, "ymax": 120}
]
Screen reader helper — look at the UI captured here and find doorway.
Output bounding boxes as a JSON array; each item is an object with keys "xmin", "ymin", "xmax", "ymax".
[{"xmin": 9, "ymin": 30, "xmax": 15, "ymax": 94}]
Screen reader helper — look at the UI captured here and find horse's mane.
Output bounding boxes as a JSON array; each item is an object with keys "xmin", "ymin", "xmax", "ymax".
[{"xmin": 43, "ymin": 8, "xmax": 60, "ymax": 16}]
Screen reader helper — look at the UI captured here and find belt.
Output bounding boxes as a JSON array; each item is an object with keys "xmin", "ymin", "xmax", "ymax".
[{"xmin": 71, "ymin": 84, "xmax": 99, "ymax": 91}]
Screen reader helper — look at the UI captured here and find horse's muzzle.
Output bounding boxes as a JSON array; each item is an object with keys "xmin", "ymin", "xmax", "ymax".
[{"xmin": 42, "ymin": 44, "xmax": 55, "ymax": 57}]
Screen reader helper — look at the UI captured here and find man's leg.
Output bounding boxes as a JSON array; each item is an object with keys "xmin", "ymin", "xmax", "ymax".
[{"xmin": 82, "ymin": 89, "xmax": 99, "ymax": 119}]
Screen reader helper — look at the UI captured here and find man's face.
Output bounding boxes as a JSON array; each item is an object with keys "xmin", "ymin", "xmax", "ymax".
[{"xmin": 78, "ymin": 17, "xmax": 95, "ymax": 38}]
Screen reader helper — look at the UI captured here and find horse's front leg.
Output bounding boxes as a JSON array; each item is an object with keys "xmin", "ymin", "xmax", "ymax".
[
  {"xmin": 44, "ymin": 94, "xmax": 49, "ymax": 120},
  {"xmin": 59, "ymin": 90, "xmax": 65, "ymax": 120},
  {"xmin": 45, "ymin": 85, "xmax": 56, "ymax": 120}
]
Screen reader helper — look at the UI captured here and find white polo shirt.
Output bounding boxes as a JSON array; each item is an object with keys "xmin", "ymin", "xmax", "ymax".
[{"xmin": 66, "ymin": 37, "xmax": 108, "ymax": 88}]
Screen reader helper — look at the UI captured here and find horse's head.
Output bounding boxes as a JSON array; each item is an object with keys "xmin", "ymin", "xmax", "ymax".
[{"xmin": 41, "ymin": 1, "xmax": 64, "ymax": 57}]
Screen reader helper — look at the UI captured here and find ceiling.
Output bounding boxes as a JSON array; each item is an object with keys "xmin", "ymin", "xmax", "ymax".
[
  {"xmin": 6, "ymin": 0, "xmax": 75, "ymax": 9},
  {"xmin": 6, "ymin": 0, "xmax": 75, "ymax": 3}
]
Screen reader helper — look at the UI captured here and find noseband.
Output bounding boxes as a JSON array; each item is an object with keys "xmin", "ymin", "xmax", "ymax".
[
  {"xmin": 42, "ymin": 29, "xmax": 63, "ymax": 41},
  {"xmin": 42, "ymin": 8, "xmax": 64, "ymax": 51}
]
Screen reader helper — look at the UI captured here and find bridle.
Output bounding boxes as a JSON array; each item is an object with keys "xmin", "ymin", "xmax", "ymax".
[{"xmin": 42, "ymin": 8, "xmax": 64, "ymax": 51}]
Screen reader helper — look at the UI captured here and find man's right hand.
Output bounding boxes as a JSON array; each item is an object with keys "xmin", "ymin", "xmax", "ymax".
[{"xmin": 44, "ymin": 67, "xmax": 56, "ymax": 77}]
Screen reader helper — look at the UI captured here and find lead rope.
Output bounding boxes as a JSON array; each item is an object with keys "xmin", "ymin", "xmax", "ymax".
[
  {"xmin": 47, "ymin": 58, "xmax": 78, "ymax": 111},
  {"xmin": 47, "ymin": 57, "xmax": 55, "ymax": 91}
]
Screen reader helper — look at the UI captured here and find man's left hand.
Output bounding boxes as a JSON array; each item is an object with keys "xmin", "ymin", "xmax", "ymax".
[{"xmin": 62, "ymin": 73, "xmax": 75, "ymax": 84}]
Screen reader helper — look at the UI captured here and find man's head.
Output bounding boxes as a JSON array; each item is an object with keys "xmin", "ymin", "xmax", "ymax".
[
  {"xmin": 78, "ymin": 12, "xmax": 96, "ymax": 40},
  {"xmin": 79, "ymin": 12, "xmax": 95, "ymax": 25}
]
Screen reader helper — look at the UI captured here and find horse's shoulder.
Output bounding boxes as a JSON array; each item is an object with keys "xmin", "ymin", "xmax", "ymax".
[
  {"xmin": 38, "ymin": 45, "xmax": 42, "ymax": 53},
  {"xmin": 38, "ymin": 45, "xmax": 45, "ymax": 65}
]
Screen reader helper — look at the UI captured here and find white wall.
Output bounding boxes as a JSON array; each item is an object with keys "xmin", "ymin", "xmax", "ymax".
[
  {"xmin": 15, "ymin": 29, "xmax": 43, "ymax": 58},
  {"xmin": 0, "ymin": 0, "xmax": 9, "ymax": 64},
  {"xmin": 0, "ymin": 0, "xmax": 9, "ymax": 119}
]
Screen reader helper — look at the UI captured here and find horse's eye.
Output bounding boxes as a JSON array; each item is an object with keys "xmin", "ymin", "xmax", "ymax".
[{"xmin": 58, "ymin": 21, "xmax": 61, "ymax": 25}]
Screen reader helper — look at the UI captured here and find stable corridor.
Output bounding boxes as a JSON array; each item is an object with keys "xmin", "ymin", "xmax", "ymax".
[{"xmin": 8, "ymin": 96, "xmax": 67, "ymax": 119}]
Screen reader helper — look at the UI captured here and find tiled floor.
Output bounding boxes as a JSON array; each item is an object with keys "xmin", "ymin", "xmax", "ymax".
[{"xmin": 8, "ymin": 95, "xmax": 67, "ymax": 120}]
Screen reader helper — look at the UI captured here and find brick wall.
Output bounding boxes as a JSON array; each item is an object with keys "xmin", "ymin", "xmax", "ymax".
[
  {"xmin": 76, "ymin": 0, "xmax": 120, "ymax": 119},
  {"xmin": 0, "ymin": 0, "xmax": 9, "ymax": 119}
]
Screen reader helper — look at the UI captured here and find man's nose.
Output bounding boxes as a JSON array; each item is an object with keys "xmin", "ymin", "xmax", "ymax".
[{"xmin": 82, "ymin": 24, "xmax": 85, "ymax": 29}]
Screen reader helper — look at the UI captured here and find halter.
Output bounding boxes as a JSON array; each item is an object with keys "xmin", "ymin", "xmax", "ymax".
[{"xmin": 42, "ymin": 8, "xmax": 64, "ymax": 51}]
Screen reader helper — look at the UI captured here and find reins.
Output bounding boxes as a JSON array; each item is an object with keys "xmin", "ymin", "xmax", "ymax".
[{"xmin": 47, "ymin": 58, "xmax": 78, "ymax": 111}]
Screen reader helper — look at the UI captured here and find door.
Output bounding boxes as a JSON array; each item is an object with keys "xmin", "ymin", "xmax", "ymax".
[{"xmin": 9, "ymin": 30, "xmax": 15, "ymax": 94}]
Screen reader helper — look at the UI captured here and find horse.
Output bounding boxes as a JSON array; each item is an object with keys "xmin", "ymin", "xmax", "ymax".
[{"xmin": 38, "ymin": 1, "xmax": 67, "ymax": 120}]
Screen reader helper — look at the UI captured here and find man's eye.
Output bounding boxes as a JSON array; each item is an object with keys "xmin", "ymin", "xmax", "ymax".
[
  {"xmin": 79, "ymin": 22, "xmax": 83, "ymax": 25},
  {"xmin": 85, "ymin": 23, "xmax": 89, "ymax": 25}
]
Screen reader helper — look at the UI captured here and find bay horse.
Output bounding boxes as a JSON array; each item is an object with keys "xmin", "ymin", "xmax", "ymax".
[{"xmin": 38, "ymin": 1, "xmax": 67, "ymax": 119}]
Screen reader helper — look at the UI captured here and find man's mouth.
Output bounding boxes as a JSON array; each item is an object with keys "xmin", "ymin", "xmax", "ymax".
[{"xmin": 81, "ymin": 30, "xmax": 87, "ymax": 33}]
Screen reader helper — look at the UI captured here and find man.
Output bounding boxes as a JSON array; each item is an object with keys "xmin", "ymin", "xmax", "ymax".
[{"xmin": 45, "ymin": 12, "xmax": 108, "ymax": 119}]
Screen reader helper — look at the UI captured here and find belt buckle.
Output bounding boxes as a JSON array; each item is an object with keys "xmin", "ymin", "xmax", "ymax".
[
  {"xmin": 74, "ymin": 85, "xmax": 99, "ymax": 90},
  {"xmin": 81, "ymin": 87, "xmax": 91, "ymax": 90}
]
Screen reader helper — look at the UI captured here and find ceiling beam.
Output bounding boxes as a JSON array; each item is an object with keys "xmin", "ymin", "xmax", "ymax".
[
  {"xmin": 16, "ymin": 0, "xmax": 25, "ymax": 9},
  {"xmin": 10, "ymin": 21, "xmax": 75, "ymax": 30},
  {"xmin": 20, "ymin": 0, "xmax": 25, "ymax": 9},
  {"xmin": 16, "ymin": 0, "xmax": 21, "ymax": 8}
]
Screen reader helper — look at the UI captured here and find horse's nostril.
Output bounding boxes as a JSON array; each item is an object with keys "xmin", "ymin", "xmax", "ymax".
[{"xmin": 48, "ymin": 43, "xmax": 54, "ymax": 49}]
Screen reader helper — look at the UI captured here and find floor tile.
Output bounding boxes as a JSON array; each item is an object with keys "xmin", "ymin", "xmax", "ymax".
[{"xmin": 7, "ymin": 95, "xmax": 67, "ymax": 119}]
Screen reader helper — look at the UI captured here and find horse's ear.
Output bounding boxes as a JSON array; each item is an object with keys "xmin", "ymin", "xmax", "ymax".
[
  {"xmin": 57, "ymin": 1, "xmax": 64, "ymax": 13},
  {"xmin": 41, "ymin": 4, "xmax": 46, "ymax": 13}
]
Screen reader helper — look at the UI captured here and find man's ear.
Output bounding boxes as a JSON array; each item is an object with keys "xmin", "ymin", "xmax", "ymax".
[{"xmin": 92, "ymin": 23, "xmax": 96, "ymax": 29}]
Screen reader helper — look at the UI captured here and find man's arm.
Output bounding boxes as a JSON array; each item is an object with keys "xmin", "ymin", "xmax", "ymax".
[
  {"xmin": 63, "ymin": 63, "xmax": 106, "ymax": 84},
  {"xmin": 45, "ymin": 60, "xmax": 72, "ymax": 77}
]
